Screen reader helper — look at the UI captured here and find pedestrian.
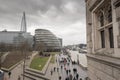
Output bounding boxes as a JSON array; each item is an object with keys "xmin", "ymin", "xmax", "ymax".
[
  {"xmin": 69, "ymin": 74, "xmax": 73, "ymax": 80},
  {"xmin": 67, "ymin": 63, "xmax": 69, "ymax": 66},
  {"xmin": 73, "ymin": 76, "xmax": 76, "ymax": 80},
  {"xmin": 54, "ymin": 67, "xmax": 56, "ymax": 72},
  {"xmin": 57, "ymin": 67, "xmax": 59, "ymax": 72},
  {"xmin": 65, "ymin": 77, "xmax": 69, "ymax": 80},
  {"xmin": 64, "ymin": 67, "xmax": 66, "ymax": 71},
  {"xmin": 18, "ymin": 76, "xmax": 21, "ymax": 80},
  {"xmin": 59, "ymin": 76, "xmax": 61, "ymax": 80},
  {"xmin": 61, "ymin": 65, "xmax": 63, "ymax": 69},
  {"xmin": 76, "ymin": 73, "xmax": 79, "ymax": 80},
  {"xmin": 56, "ymin": 59, "xmax": 57, "ymax": 62},
  {"xmin": 65, "ymin": 77, "xmax": 67, "ymax": 80},
  {"xmin": 50, "ymin": 69, "xmax": 53, "ymax": 76},
  {"xmin": 69, "ymin": 69, "xmax": 71, "ymax": 73},
  {"xmin": 8, "ymin": 71, "xmax": 11, "ymax": 78},
  {"xmin": 66, "ymin": 70, "xmax": 68, "ymax": 75}
]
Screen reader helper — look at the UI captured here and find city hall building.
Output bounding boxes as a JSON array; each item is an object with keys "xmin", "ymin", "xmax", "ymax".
[
  {"xmin": 34, "ymin": 29, "xmax": 61, "ymax": 51},
  {"xmin": 85, "ymin": 0, "xmax": 120, "ymax": 80}
]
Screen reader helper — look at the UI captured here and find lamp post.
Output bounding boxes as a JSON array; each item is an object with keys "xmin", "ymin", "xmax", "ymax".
[
  {"xmin": 22, "ymin": 45, "xmax": 27, "ymax": 80},
  {"xmin": 23, "ymin": 56, "xmax": 25, "ymax": 80},
  {"xmin": 77, "ymin": 54, "xmax": 79, "ymax": 65},
  {"xmin": 0, "ymin": 52, "xmax": 1, "ymax": 69}
]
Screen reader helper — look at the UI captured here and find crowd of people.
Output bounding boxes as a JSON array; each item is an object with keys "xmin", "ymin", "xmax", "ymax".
[{"xmin": 50, "ymin": 53, "xmax": 87, "ymax": 80}]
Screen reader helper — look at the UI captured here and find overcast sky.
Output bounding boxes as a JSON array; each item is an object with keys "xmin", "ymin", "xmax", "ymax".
[{"xmin": 0, "ymin": 0, "xmax": 86, "ymax": 45}]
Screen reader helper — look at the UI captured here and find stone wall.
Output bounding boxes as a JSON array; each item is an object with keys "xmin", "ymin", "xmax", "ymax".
[
  {"xmin": 87, "ymin": 56, "xmax": 120, "ymax": 80},
  {"xmin": 85, "ymin": 0, "xmax": 120, "ymax": 80}
]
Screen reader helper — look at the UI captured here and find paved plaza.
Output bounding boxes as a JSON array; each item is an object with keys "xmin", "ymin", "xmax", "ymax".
[
  {"xmin": 68, "ymin": 50, "xmax": 87, "ymax": 68},
  {"xmin": 3, "ymin": 51, "xmax": 87, "ymax": 80}
]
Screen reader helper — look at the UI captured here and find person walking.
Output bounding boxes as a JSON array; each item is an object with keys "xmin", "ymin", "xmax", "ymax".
[
  {"xmin": 54, "ymin": 67, "xmax": 56, "ymax": 72},
  {"xmin": 69, "ymin": 74, "xmax": 73, "ymax": 80},
  {"xmin": 69, "ymin": 69, "xmax": 71, "ymax": 73},
  {"xmin": 66, "ymin": 70, "xmax": 69, "ymax": 75},
  {"xmin": 73, "ymin": 76, "xmax": 76, "ymax": 80},
  {"xmin": 76, "ymin": 73, "xmax": 79, "ymax": 80},
  {"xmin": 59, "ymin": 76, "xmax": 61, "ymax": 80},
  {"xmin": 61, "ymin": 65, "xmax": 63, "ymax": 70},
  {"xmin": 57, "ymin": 67, "xmax": 59, "ymax": 72},
  {"xmin": 50, "ymin": 69, "xmax": 53, "ymax": 76},
  {"xmin": 18, "ymin": 76, "xmax": 21, "ymax": 80},
  {"xmin": 8, "ymin": 71, "xmax": 11, "ymax": 78}
]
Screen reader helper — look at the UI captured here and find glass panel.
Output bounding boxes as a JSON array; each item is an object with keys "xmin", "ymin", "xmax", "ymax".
[
  {"xmin": 100, "ymin": 30, "xmax": 105, "ymax": 48},
  {"xmin": 109, "ymin": 27, "xmax": 114, "ymax": 48},
  {"xmin": 108, "ymin": 6, "xmax": 112, "ymax": 23},
  {"xmin": 100, "ymin": 13, "xmax": 104, "ymax": 27}
]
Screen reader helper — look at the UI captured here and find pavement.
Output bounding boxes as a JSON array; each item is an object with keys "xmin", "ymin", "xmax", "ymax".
[
  {"xmin": 56, "ymin": 54, "xmax": 87, "ymax": 80},
  {"xmin": 68, "ymin": 50, "xmax": 88, "ymax": 68},
  {"xmin": 45, "ymin": 53, "xmax": 87, "ymax": 80},
  {"xmin": 3, "ymin": 51, "xmax": 87, "ymax": 80},
  {"xmin": 3, "ymin": 51, "xmax": 38, "ymax": 80}
]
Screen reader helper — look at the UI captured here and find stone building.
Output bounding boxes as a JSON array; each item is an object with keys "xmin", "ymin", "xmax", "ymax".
[{"xmin": 85, "ymin": 0, "xmax": 120, "ymax": 80}]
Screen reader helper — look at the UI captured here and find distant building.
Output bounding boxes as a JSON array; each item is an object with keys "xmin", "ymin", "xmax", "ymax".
[
  {"xmin": 0, "ymin": 30, "xmax": 33, "ymax": 47},
  {"xmin": 34, "ymin": 29, "xmax": 61, "ymax": 51},
  {"xmin": 0, "ymin": 12, "xmax": 33, "ymax": 48},
  {"xmin": 58, "ymin": 38, "xmax": 63, "ymax": 48},
  {"xmin": 85, "ymin": 0, "xmax": 120, "ymax": 80}
]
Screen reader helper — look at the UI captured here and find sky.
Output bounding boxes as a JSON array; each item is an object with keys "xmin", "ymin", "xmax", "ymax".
[{"xmin": 0, "ymin": 0, "xmax": 86, "ymax": 45}]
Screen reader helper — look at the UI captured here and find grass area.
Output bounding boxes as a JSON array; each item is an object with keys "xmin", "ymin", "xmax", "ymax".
[
  {"xmin": 30, "ymin": 56, "xmax": 49, "ymax": 71},
  {"xmin": 50, "ymin": 52, "xmax": 60, "ymax": 63}
]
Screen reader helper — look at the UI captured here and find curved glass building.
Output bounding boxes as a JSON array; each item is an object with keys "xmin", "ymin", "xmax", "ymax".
[{"xmin": 35, "ymin": 29, "xmax": 61, "ymax": 51}]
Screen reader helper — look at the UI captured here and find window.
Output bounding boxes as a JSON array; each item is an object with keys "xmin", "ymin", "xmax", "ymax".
[
  {"xmin": 109, "ymin": 27, "xmax": 114, "ymax": 48},
  {"xmin": 108, "ymin": 6, "xmax": 112, "ymax": 23},
  {"xmin": 115, "ymin": 1, "xmax": 120, "ymax": 8},
  {"xmin": 95, "ymin": 0, "xmax": 114, "ymax": 49},
  {"xmin": 100, "ymin": 30, "xmax": 105, "ymax": 48},
  {"xmin": 100, "ymin": 13, "xmax": 104, "ymax": 27}
]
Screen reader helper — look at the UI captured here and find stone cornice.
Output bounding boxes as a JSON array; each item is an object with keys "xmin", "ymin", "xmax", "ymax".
[
  {"xmin": 113, "ymin": 0, "xmax": 120, "ymax": 8},
  {"xmin": 89, "ymin": 0, "xmax": 102, "ymax": 11},
  {"xmin": 87, "ymin": 54, "xmax": 120, "ymax": 69}
]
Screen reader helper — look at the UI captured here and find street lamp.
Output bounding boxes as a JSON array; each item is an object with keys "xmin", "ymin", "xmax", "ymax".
[
  {"xmin": 22, "ymin": 45, "xmax": 27, "ymax": 80},
  {"xmin": 0, "ymin": 52, "xmax": 2, "ymax": 69},
  {"xmin": 0, "ymin": 52, "xmax": 4, "ymax": 69},
  {"xmin": 77, "ymin": 54, "xmax": 79, "ymax": 65}
]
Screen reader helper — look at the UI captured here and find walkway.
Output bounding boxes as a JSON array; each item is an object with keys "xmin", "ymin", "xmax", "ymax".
[
  {"xmin": 68, "ymin": 50, "xmax": 87, "ymax": 68},
  {"xmin": 3, "ymin": 51, "xmax": 38, "ymax": 80},
  {"xmin": 3, "ymin": 51, "xmax": 87, "ymax": 80},
  {"xmin": 56, "ymin": 54, "xmax": 87, "ymax": 80}
]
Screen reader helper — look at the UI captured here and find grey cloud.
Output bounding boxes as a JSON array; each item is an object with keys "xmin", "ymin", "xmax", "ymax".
[{"xmin": 0, "ymin": 0, "xmax": 86, "ymax": 45}]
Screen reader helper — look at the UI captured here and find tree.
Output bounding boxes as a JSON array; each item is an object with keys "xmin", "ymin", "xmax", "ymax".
[
  {"xmin": 0, "ymin": 42, "xmax": 6, "ymax": 52},
  {"xmin": 19, "ymin": 40, "xmax": 31, "ymax": 80},
  {"xmin": 0, "ymin": 42, "xmax": 6, "ymax": 69}
]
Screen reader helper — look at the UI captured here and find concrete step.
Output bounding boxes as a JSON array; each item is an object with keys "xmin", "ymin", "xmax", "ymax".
[
  {"xmin": 24, "ymin": 70, "xmax": 50, "ymax": 80},
  {"xmin": 23, "ymin": 73, "xmax": 44, "ymax": 80},
  {"xmin": 26, "ymin": 68, "xmax": 44, "ymax": 75}
]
